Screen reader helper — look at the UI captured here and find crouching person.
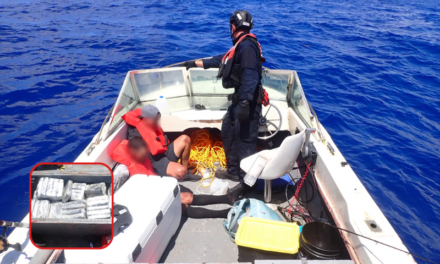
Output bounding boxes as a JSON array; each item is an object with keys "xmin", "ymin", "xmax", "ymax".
[
  {"xmin": 122, "ymin": 105, "xmax": 200, "ymax": 181},
  {"xmin": 112, "ymin": 137, "xmax": 238, "ymax": 218},
  {"xmin": 111, "ymin": 137, "xmax": 156, "ymax": 192}
]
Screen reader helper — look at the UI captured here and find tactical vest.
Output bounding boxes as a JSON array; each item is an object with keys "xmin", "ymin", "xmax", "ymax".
[{"xmin": 217, "ymin": 33, "xmax": 265, "ymax": 89}]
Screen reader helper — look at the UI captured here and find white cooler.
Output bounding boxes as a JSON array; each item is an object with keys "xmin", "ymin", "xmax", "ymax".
[{"xmin": 64, "ymin": 175, "xmax": 181, "ymax": 263}]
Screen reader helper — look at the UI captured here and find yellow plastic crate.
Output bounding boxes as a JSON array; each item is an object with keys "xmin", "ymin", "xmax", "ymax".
[{"xmin": 235, "ymin": 217, "xmax": 300, "ymax": 254}]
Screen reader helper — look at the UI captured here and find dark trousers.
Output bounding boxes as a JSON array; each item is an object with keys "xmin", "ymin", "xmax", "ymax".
[{"xmin": 221, "ymin": 103, "xmax": 262, "ymax": 179}]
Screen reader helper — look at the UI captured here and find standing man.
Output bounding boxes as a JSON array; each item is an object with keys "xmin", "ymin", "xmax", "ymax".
[{"xmin": 183, "ymin": 10, "xmax": 265, "ymax": 194}]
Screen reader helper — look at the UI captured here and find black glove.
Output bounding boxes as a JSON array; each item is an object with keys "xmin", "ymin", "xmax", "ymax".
[
  {"xmin": 182, "ymin": 60, "xmax": 197, "ymax": 70},
  {"xmin": 237, "ymin": 101, "xmax": 250, "ymax": 122}
]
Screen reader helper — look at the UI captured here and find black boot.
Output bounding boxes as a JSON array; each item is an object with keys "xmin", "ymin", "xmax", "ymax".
[
  {"xmin": 228, "ymin": 182, "xmax": 245, "ymax": 198},
  {"xmin": 178, "ymin": 173, "xmax": 202, "ymax": 182},
  {"xmin": 227, "ymin": 187, "xmax": 240, "ymax": 205},
  {"xmin": 228, "ymin": 181, "xmax": 256, "ymax": 197},
  {"xmin": 215, "ymin": 170, "xmax": 240, "ymax": 181}
]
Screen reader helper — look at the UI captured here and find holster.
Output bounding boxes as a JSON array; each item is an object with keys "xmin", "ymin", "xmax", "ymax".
[{"xmin": 256, "ymin": 84, "xmax": 269, "ymax": 106}]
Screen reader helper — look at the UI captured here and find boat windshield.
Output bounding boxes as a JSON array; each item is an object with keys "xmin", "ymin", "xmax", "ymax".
[
  {"xmin": 189, "ymin": 68, "xmax": 290, "ymax": 101},
  {"xmin": 132, "ymin": 69, "xmax": 189, "ymax": 101},
  {"xmin": 106, "ymin": 67, "xmax": 312, "ymax": 138},
  {"xmin": 189, "ymin": 69, "xmax": 229, "ymax": 95},
  {"xmin": 261, "ymin": 71, "xmax": 289, "ymax": 101}
]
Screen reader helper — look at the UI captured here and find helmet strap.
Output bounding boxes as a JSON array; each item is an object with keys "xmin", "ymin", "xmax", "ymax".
[
  {"xmin": 230, "ymin": 23, "xmax": 237, "ymax": 41},
  {"xmin": 232, "ymin": 32, "xmax": 247, "ymax": 45}
]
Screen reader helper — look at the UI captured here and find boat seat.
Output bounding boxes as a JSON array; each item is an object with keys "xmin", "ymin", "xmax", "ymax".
[{"xmin": 240, "ymin": 128, "xmax": 315, "ymax": 202}]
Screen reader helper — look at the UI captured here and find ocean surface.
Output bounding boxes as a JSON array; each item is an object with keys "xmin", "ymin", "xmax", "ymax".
[{"xmin": 0, "ymin": 0, "xmax": 439, "ymax": 262}]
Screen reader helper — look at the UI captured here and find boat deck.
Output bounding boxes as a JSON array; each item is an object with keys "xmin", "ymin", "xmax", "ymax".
[{"xmin": 161, "ymin": 178, "xmax": 296, "ymax": 263}]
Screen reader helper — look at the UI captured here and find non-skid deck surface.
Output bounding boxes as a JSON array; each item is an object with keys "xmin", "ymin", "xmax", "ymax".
[{"xmin": 161, "ymin": 179, "xmax": 295, "ymax": 263}]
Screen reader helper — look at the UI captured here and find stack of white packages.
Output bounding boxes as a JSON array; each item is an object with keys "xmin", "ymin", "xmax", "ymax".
[
  {"xmin": 32, "ymin": 177, "xmax": 112, "ymax": 220},
  {"xmin": 35, "ymin": 177, "xmax": 64, "ymax": 201},
  {"xmin": 61, "ymin": 200, "xmax": 86, "ymax": 219},
  {"xmin": 32, "ymin": 200, "xmax": 50, "ymax": 218},
  {"xmin": 32, "ymin": 177, "xmax": 64, "ymax": 219},
  {"xmin": 86, "ymin": 195, "xmax": 111, "ymax": 219}
]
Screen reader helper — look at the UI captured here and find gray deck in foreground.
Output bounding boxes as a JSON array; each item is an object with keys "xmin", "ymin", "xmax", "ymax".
[
  {"xmin": 161, "ymin": 179, "xmax": 296, "ymax": 263},
  {"xmin": 161, "ymin": 180, "xmax": 240, "ymax": 263}
]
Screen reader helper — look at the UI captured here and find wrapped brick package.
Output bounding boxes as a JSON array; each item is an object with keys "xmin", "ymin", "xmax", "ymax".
[
  {"xmin": 87, "ymin": 207, "xmax": 111, "ymax": 219},
  {"xmin": 71, "ymin": 183, "xmax": 86, "ymax": 201},
  {"xmin": 87, "ymin": 195, "xmax": 111, "ymax": 219},
  {"xmin": 62, "ymin": 208, "xmax": 86, "ymax": 216},
  {"xmin": 86, "ymin": 195, "xmax": 109, "ymax": 207},
  {"xmin": 35, "ymin": 177, "xmax": 49, "ymax": 199},
  {"xmin": 35, "ymin": 178, "xmax": 63, "ymax": 201},
  {"xmin": 62, "ymin": 180, "xmax": 73, "ymax": 202},
  {"xmin": 87, "ymin": 205, "xmax": 109, "ymax": 212},
  {"xmin": 32, "ymin": 200, "xmax": 40, "ymax": 218},
  {"xmin": 62, "ymin": 200, "xmax": 86, "ymax": 210},
  {"xmin": 48, "ymin": 202, "xmax": 63, "ymax": 219},
  {"xmin": 87, "ymin": 212, "xmax": 111, "ymax": 219},
  {"xmin": 33, "ymin": 200, "xmax": 50, "ymax": 218},
  {"xmin": 45, "ymin": 178, "xmax": 55, "ymax": 200},
  {"xmin": 31, "ymin": 199, "xmax": 37, "ymax": 218},
  {"xmin": 84, "ymin": 182, "xmax": 106, "ymax": 198},
  {"xmin": 51, "ymin": 179, "xmax": 64, "ymax": 201}
]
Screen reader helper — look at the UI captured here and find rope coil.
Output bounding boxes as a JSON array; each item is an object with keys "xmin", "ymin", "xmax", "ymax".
[{"xmin": 188, "ymin": 129, "xmax": 227, "ymax": 187}]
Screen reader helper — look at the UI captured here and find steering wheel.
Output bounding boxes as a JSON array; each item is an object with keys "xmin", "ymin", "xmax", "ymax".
[{"xmin": 258, "ymin": 104, "xmax": 282, "ymax": 140}]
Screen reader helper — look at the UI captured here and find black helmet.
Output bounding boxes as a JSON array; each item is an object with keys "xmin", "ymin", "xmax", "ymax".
[{"xmin": 229, "ymin": 10, "xmax": 253, "ymax": 34}]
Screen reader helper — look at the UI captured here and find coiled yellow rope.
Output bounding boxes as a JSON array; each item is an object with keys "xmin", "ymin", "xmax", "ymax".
[{"xmin": 188, "ymin": 129, "xmax": 226, "ymax": 187}]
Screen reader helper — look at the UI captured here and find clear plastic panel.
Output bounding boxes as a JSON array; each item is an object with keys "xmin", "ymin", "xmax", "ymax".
[
  {"xmin": 108, "ymin": 74, "xmax": 138, "ymax": 134},
  {"xmin": 133, "ymin": 69, "xmax": 187, "ymax": 101},
  {"xmin": 289, "ymin": 73, "xmax": 312, "ymax": 127},
  {"xmin": 190, "ymin": 69, "xmax": 291, "ymax": 101},
  {"xmin": 262, "ymin": 72, "xmax": 289, "ymax": 101},
  {"xmin": 189, "ymin": 69, "xmax": 229, "ymax": 95}
]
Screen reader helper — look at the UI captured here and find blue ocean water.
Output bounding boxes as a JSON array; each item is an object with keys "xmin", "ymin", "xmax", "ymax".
[{"xmin": 0, "ymin": 0, "xmax": 439, "ymax": 262}]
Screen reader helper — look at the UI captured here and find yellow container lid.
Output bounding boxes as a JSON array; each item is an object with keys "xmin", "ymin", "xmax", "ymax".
[{"xmin": 235, "ymin": 217, "xmax": 300, "ymax": 254}]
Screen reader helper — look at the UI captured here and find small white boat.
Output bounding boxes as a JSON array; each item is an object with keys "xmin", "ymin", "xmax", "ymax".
[{"xmin": 0, "ymin": 64, "xmax": 416, "ymax": 264}]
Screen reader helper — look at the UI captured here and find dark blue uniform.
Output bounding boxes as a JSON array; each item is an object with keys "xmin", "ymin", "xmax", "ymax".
[{"xmin": 203, "ymin": 39, "xmax": 262, "ymax": 179}]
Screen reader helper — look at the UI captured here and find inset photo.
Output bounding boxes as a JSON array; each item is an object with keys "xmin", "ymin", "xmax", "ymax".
[{"xmin": 30, "ymin": 163, "xmax": 113, "ymax": 249}]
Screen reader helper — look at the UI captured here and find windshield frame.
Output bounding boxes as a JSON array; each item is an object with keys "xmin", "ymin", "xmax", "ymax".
[
  {"xmin": 104, "ymin": 67, "xmax": 313, "ymax": 139},
  {"xmin": 105, "ymin": 72, "xmax": 140, "ymax": 139},
  {"xmin": 286, "ymin": 70, "xmax": 313, "ymax": 128}
]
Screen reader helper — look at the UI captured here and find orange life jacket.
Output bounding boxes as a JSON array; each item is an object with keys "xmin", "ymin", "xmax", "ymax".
[
  {"xmin": 122, "ymin": 108, "xmax": 168, "ymax": 155},
  {"xmin": 217, "ymin": 33, "xmax": 265, "ymax": 89},
  {"xmin": 111, "ymin": 140, "xmax": 156, "ymax": 176},
  {"xmin": 221, "ymin": 33, "xmax": 265, "ymax": 65}
]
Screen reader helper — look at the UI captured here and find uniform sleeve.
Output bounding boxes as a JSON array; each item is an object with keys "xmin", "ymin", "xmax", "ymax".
[
  {"xmin": 202, "ymin": 54, "xmax": 224, "ymax": 69},
  {"xmin": 238, "ymin": 42, "xmax": 260, "ymax": 101}
]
